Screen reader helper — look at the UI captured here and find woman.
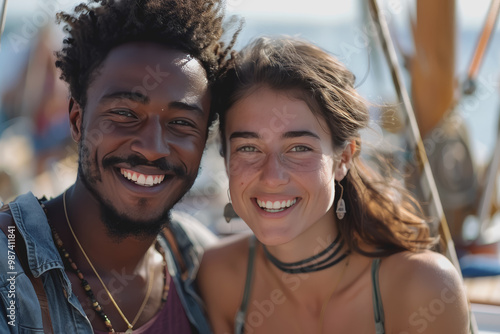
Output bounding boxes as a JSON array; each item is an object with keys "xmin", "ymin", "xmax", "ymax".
[{"xmin": 198, "ymin": 37, "xmax": 469, "ymax": 334}]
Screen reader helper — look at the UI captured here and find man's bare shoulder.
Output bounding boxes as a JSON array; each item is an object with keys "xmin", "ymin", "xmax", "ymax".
[{"xmin": 380, "ymin": 250, "xmax": 469, "ymax": 333}]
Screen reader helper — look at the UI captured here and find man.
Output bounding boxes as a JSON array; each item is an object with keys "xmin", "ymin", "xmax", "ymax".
[{"xmin": 0, "ymin": 0, "xmax": 239, "ymax": 333}]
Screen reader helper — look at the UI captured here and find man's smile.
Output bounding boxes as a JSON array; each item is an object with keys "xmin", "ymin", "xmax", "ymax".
[{"xmin": 120, "ymin": 167, "xmax": 167, "ymax": 187}]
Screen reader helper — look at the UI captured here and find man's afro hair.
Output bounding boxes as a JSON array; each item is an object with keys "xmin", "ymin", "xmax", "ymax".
[{"xmin": 55, "ymin": 0, "xmax": 240, "ymax": 122}]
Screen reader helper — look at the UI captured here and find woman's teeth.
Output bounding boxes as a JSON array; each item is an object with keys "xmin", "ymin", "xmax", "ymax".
[
  {"xmin": 256, "ymin": 198, "xmax": 297, "ymax": 212},
  {"xmin": 120, "ymin": 168, "xmax": 165, "ymax": 187}
]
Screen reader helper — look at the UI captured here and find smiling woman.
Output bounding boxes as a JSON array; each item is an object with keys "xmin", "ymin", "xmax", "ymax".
[
  {"xmin": 223, "ymin": 87, "xmax": 340, "ymax": 245},
  {"xmin": 198, "ymin": 36, "xmax": 470, "ymax": 334}
]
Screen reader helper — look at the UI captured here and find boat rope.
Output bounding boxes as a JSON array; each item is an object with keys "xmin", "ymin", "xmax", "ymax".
[
  {"xmin": 0, "ymin": 0, "xmax": 8, "ymax": 46},
  {"xmin": 464, "ymin": 0, "xmax": 500, "ymax": 95},
  {"xmin": 367, "ymin": 0, "xmax": 459, "ymax": 268}
]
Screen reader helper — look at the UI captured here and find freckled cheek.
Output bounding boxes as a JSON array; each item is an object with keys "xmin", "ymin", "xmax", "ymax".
[
  {"xmin": 319, "ymin": 167, "xmax": 335, "ymax": 183},
  {"xmin": 319, "ymin": 174, "xmax": 336, "ymax": 205},
  {"xmin": 227, "ymin": 158, "xmax": 263, "ymax": 179},
  {"xmin": 227, "ymin": 160, "xmax": 256, "ymax": 200},
  {"xmin": 318, "ymin": 157, "xmax": 336, "ymax": 181},
  {"xmin": 229, "ymin": 180, "xmax": 253, "ymax": 218}
]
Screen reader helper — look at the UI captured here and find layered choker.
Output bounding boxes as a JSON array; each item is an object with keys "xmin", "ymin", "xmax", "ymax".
[{"xmin": 263, "ymin": 233, "xmax": 349, "ymax": 274}]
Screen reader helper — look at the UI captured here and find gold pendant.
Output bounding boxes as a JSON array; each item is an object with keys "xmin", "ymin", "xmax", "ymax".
[{"xmin": 125, "ymin": 329, "xmax": 133, "ymax": 333}]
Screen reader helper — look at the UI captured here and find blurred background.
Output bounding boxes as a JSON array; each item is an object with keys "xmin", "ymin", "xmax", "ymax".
[{"xmin": 0, "ymin": 0, "xmax": 500, "ymax": 331}]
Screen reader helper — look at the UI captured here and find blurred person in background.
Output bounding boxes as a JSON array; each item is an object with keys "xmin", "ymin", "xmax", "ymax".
[
  {"xmin": 0, "ymin": 25, "xmax": 73, "ymax": 202},
  {"xmin": 0, "ymin": 0, "xmax": 239, "ymax": 333}
]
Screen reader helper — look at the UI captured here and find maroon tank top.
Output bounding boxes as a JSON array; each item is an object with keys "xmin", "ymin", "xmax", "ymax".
[{"xmin": 94, "ymin": 269, "xmax": 192, "ymax": 334}]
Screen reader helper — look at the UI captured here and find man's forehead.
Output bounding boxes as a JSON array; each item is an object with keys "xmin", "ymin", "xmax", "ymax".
[
  {"xmin": 89, "ymin": 43, "xmax": 208, "ymax": 93},
  {"xmin": 103, "ymin": 43, "xmax": 197, "ymax": 67}
]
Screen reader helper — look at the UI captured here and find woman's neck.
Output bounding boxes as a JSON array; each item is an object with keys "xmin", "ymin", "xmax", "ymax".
[{"xmin": 264, "ymin": 211, "xmax": 340, "ymax": 264}]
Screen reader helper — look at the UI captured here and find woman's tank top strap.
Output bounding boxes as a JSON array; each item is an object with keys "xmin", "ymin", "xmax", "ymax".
[
  {"xmin": 371, "ymin": 258, "xmax": 386, "ymax": 334},
  {"xmin": 235, "ymin": 235, "xmax": 257, "ymax": 334}
]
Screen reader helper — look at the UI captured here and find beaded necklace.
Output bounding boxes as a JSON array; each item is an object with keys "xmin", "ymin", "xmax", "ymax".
[{"xmin": 39, "ymin": 200, "xmax": 170, "ymax": 333}]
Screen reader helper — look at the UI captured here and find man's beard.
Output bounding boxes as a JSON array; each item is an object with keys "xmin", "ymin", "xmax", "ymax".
[{"xmin": 77, "ymin": 130, "xmax": 196, "ymax": 241}]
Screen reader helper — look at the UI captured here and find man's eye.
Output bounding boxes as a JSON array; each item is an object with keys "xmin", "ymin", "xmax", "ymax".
[
  {"xmin": 112, "ymin": 109, "xmax": 136, "ymax": 118},
  {"xmin": 170, "ymin": 120, "xmax": 194, "ymax": 127},
  {"xmin": 290, "ymin": 146, "xmax": 311, "ymax": 152}
]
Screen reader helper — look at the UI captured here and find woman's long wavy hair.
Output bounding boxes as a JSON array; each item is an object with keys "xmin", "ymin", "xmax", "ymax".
[{"xmin": 213, "ymin": 37, "xmax": 437, "ymax": 256}]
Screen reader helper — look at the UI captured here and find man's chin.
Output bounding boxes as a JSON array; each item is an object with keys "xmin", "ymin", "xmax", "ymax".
[
  {"xmin": 100, "ymin": 206, "xmax": 172, "ymax": 242},
  {"xmin": 77, "ymin": 162, "xmax": 195, "ymax": 240}
]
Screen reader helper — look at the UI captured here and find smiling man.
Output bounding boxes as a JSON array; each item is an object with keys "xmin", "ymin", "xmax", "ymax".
[{"xmin": 0, "ymin": 1, "xmax": 239, "ymax": 333}]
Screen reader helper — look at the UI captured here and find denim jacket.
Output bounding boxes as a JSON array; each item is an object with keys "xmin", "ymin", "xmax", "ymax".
[{"xmin": 0, "ymin": 192, "xmax": 216, "ymax": 333}]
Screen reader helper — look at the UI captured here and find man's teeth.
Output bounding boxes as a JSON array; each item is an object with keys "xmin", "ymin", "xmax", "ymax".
[
  {"xmin": 257, "ymin": 198, "xmax": 297, "ymax": 212},
  {"xmin": 120, "ymin": 168, "xmax": 165, "ymax": 187}
]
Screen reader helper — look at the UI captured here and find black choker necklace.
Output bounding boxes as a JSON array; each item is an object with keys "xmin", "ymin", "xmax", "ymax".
[{"xmin": 263, "ymin": 233, "xmax": 349, "ymax": 274}]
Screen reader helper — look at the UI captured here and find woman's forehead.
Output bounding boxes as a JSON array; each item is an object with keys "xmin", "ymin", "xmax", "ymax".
[{"xmin": 226, "ymin": 86, "xmax": 330, "ymax": 135}]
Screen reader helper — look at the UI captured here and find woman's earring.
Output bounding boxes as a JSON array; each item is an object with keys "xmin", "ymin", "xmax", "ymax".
[
  {"xmin": 336, "ymin": 181, "xmax": 346, "ymax": 220},
  {"xmin": 223, "ymin": 189, "xmax": 239, "ymax": 223}
]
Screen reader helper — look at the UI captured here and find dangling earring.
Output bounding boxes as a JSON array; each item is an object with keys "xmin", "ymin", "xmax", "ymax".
[
  {"xmin": 336, "ymin": 181, "xmax": 346, "ymax": 220},
  {"xmin": 223, "ymin": 189, "xmax": 239, "ymax": 223}
]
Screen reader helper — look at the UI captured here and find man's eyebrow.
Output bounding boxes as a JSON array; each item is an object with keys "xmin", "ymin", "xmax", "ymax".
[
  {"xmin": 100, "ymin": 91, "xmax": 150, "ymax": 104},
  {"xmin": 229, "ymin": 131, "xmax": 260, "ymax": 140},
  {"xmin": 169, "ymin": 101, "xmax": 203, "ymax": 114},
  {"xmin": 282, "ymin": 130, "xmax": 320, "ymax": 140},
  {"xmin": 98, "ymin": 93, "xmax": 203, "ymax": 114}
]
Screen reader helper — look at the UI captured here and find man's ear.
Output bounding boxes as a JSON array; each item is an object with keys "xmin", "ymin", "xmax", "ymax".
[
  {"xmin": 334, "ymin": 140, "xmax": 356, "ymax": 181},
  {"xmin": 69, "ymin": 98, "xmax": 83, "ymax": 142}
]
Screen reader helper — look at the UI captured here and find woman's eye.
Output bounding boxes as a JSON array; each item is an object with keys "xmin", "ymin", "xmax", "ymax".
[
  {"xmin": 237, "ymin": 146, "xmax": 258, "ymax": 153},
  {"xmin": 290, "ymin": 145, "xmax": 311, "ymax": 152}
]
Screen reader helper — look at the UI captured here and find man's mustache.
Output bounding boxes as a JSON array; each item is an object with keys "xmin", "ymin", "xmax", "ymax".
[{"xmin": 103, "ymin": 155, "xmax": 186, "ymax": 176}]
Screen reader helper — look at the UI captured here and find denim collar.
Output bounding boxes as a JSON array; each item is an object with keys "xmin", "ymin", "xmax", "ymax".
[{"xmin": 9, "ymin": 192, "xmax": 64, "ymax": 278}]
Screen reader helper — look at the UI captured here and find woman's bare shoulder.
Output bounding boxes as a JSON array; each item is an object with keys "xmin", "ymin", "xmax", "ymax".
[
  {"xmin": 198, "ymin": 232, "xmax": 254, "ymax": 295},
  {"xmin": 379, "ymin": 250, "xmax": 469, "ymax": 333},
  {"xmin": 201, "ymin": 233, "xmax": 254, "ymax": 270},
  {"xmin": 197, "ymin": 233, "xmax": 254, "ymax": 332},
  {"xmin": 382, "ymin": 250, "xmax": 458, "ymax": 278}
]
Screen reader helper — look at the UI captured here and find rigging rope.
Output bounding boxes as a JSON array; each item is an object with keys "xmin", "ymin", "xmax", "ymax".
[
  {"xmin": 367, "ymin": 0, "xmax": 458, "ymax": 267},
  {"xmin": 0, "ymin": 0, "xmax": 8, "ymax": 46},
  {"xmin": 464, "ymin": 0, "xmax": 500, "ymax": 95}
]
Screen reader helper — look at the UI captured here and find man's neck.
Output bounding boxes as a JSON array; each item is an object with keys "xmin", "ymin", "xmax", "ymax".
[{"xmin": 48, "ymin": 182, "xmax": 159, "ymax": 276}]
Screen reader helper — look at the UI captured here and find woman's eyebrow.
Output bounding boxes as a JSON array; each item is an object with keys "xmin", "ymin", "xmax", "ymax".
[
  {"xmin": 229, "ymin": 130, "xmax": 321, "ymax": 140},
  {"xmin": 282, "ymin": 130, "xmax": 320, "ymax": 140},
  {"xmin": 229, "ymin": 131, "xmax": 260, "ymax": 140}
]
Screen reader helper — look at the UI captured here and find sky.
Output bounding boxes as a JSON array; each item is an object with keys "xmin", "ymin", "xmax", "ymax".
[{"xmin": 1, "ymin": 0, "xmax": 496, "ymax": 27}]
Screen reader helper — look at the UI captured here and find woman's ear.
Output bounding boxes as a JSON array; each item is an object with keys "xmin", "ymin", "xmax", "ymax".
[
  {"xmin": 69, "ymin": 98, "xmax": 83, "ymax": 143},
  {"xmin": 335, "ymin": 140, "xmax": 356, "ymax": 181}
]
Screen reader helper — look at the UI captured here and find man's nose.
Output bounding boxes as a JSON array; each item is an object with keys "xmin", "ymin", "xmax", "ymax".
[{"xmin": 130, "ymin": 119, "xmax": 170, "ymax": 162}]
